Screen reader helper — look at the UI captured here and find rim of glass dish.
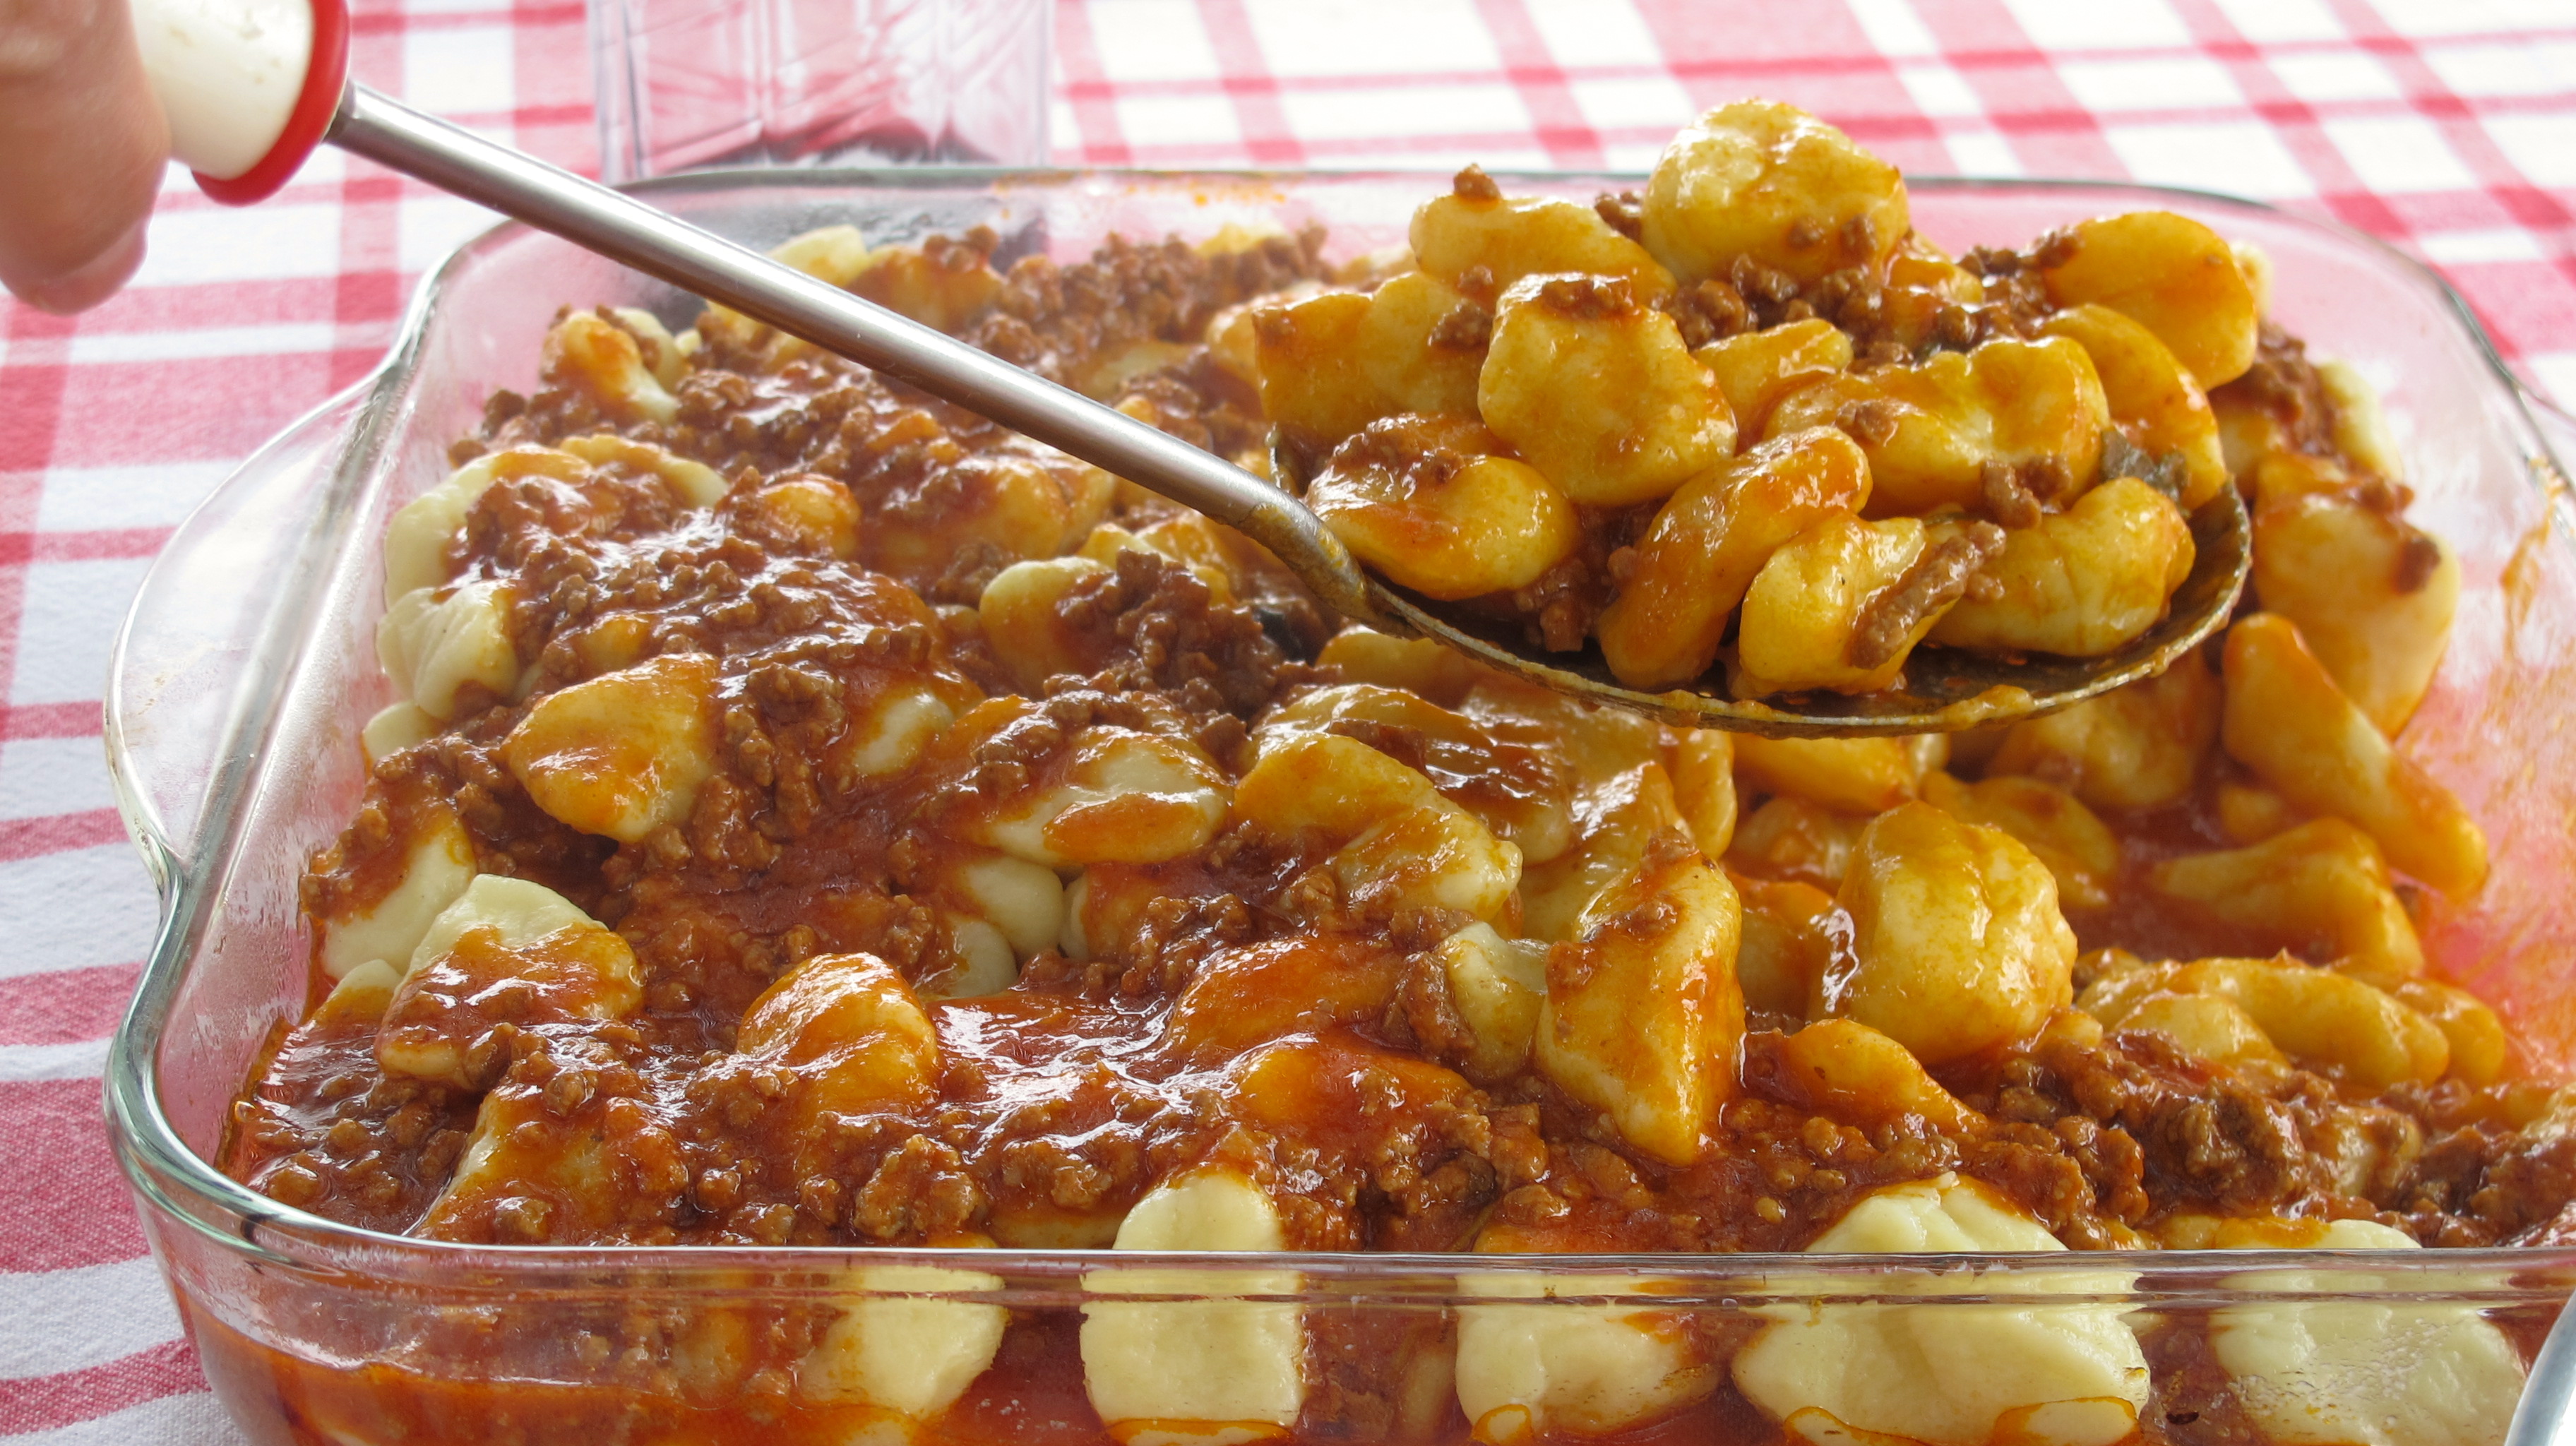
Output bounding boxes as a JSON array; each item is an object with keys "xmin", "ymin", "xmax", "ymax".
[{"xmin": 101, "ymin": 165, "xmax": 2576, "ymax": 1298}]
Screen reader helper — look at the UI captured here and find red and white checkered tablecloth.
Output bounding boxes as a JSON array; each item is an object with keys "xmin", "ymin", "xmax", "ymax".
[{"xmin": 4, "ymin": 0, "xmax": 2574, "ymax": 1438}]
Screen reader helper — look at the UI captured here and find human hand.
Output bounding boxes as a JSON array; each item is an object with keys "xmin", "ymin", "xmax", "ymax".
[{"xmin": 0, "ymin": 0, "xmax": 169, "ymax": 313}]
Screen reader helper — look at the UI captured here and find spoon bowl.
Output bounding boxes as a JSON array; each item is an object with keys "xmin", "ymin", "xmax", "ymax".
[
  {"xmin": 1369, "ymin": 486, "xmax": 2250, "ymax": 739},
  {"xmin": 1272, "ymin": 434, "xmax": 2252, "ymax": 739}
]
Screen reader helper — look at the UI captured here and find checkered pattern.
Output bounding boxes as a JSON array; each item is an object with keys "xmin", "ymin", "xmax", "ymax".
[{"xmin": 2, "ymin": 0, "xmax": 2572, "ymax": 1438}]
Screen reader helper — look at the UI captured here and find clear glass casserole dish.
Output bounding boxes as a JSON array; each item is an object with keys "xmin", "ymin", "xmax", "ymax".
[{"xmin": 104, "ymin": 167, "xmax": 2576, "ymax": 1446}]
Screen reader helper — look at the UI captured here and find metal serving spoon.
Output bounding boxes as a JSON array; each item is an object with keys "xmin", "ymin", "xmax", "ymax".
[
  {"xmin": 136, "ymin": 0, "xmax": 2247, "ymax": 738},
  {"xmin": 2506, "ymin": 1289, "xmax": 2576, "ymax": 1446}
]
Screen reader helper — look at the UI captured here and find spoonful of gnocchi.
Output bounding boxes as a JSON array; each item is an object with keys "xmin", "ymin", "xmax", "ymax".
[{"xmin": 143, "ymin": 0, "xmax": 2245, "ymax": 735}]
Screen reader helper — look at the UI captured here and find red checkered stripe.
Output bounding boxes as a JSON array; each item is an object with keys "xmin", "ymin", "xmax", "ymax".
[{"xmin": 3, "ymin": 0, "xmax": 2574, "ymax": 1439}]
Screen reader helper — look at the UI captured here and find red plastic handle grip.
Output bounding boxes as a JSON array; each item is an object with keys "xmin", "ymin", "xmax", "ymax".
[{"xmin": 192, "ymin": 0, "xmax": 350, "ymax": 206}]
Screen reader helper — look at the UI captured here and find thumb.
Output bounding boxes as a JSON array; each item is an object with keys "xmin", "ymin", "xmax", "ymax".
[{"xmin": 0, "ymin": 0, "xmax": 171, "ymax": 313}]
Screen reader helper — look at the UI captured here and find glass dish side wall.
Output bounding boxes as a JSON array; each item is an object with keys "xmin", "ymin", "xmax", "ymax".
[{"xmin": 105, "ymin": 172, "xmax": 2576, "ymax": 1446}]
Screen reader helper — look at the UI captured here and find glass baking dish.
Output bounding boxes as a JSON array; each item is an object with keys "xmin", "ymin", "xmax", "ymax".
[{"xmin": 103, "ymin": 167, "xmax": 2576, "ymax": 1445}]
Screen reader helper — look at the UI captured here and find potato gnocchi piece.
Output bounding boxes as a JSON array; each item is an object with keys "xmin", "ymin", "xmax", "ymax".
[
  {"xmin": 542, "ymin": 309, "xmax": 678, "ymax": 424},
  {"xmin": 1694, "ymin": 318, "xmax": 1854, "ymax": 439},
  {"xmin": 869, "ymin": 445, "xmax": 1116, "ymax": 585},
  {"xmin": 1460, "ymin": 676, "xmax": 1668, "ymax": 797},
  {"xmin": 1164, "ymin": 936, "xmax": 1403, "ymax": 1061},
  {"xmin": 934, "ymin": 850, "xmax": 1067, "ymax": 963},
  {"xmin": 2217, "ymin": 782, "xmax": 2303, "ymax": 844},
  {"xmin": 371, "ymin": 658, "xmax": 483, "ymax": 750},
  {"xmin": 1731, "ymin": 873, "xmax": 1840, "ymax": 1017},
  {"xmin": 416, "ymin": 1080, "xmax": 625, "ymax": 1242},
  {"xmin": 377, "ymin": 876, "xmax": 644, "ymax": 1089},
  {"xmin": 1930, "ymin": 477, "xmax": 2193, "ymax": 658},
  {"xmin": 737, "ymin": 951, "xmax": 939, "ymax": 1123},
  {"xmin": 1454, "ymin": 1268, "xmax": 1716, "ymax": 1443},
  {"xmin": 729, "ymin": 474, "xmax": 861, "ymax": 560},
  {"xmin": 501, "ymin": 653, "xmax": 720, "ymax": 845},
  {"xmin": 2252, "ymin": 489, "xmax": 2460, "ymax": 736},
  {"xmin": 1735, "ymin": 514, "xmax": 1936, "ymax": 695},
  {"xmin": 1518, "ymin": 763, "xmax": 1686, "ymax": 943},
  {"xmin": 1669, "ymin": 730, "xmax": 1738, "ymax": 860},
  {"xmin": 378, "ymin": 580, "xmax": 520, "ymax": 721},
  {"xmin": 2039, "ymin": 304, "xmax": 2227, "ymax": 508},
  {"xmin": 924, "ymin": 916, "xmax": 1020, "ymax": 1001},
  {"xmin": 2037, "ymin": 210, "xmax": 2260, "ymax": 388},
  {"xmin": 845, "ymin": 238, "xmax": 1006, "ymax": 337},
  {"xmin": 1726, "ymin": 796, "xmax": 1865, "ymax": 892},
  {"xmin": 1734, "ymin": 734, "xmax": 1931, "ymax": 816},
  {"xmin": 2361, "ymin": 972, "xmax": 2508, "ymax": 1087},
  {"xmin": 1227, "ymin": 1037, "xmax": 1484, "ymax": 1183},
  {"xmin": 830, "ymin": 682, "xmax": 962, "ymax": 785},
  {"xmin": 1253, "ymin": 270, "xmax": 1494, "ymax": 447},
  {"xmin": 1080, "ymin": 1166, "xmax": 1305, "ymax": 1446},
  {"xmin": 1080, "ymin": 517, "xmax": 1239, "ymax": 605},
  {"xmin": 557, "ymin": 432, "xmax": 727, "ymax": 508},
  {"xmin": 1986, "ymin": 651, "xmax": 2217, "ymax": 811},
  {"xmin": 1306, "ymin": 414, "xmax": 1580, "ymax": 600},
  {"xmin": 2221, "ymin": 613, "xmax": 2486, "ymax": 897},
  {"xmin": 802, "ymin": 1261, "xmax": 1007, "ymax": 1437},
  {"xmin": 1479, "ymin": 273, "xmax": 1735, "ymax": 507},
  {"xmin": 2148, "ymin": 818, "xmax": 2425, "ymax": 978},
  {"xmin": 1258, "ymin": 682, "xmax": 1573, "ymax": 864},
  {"xmin": 1314, "ymin": 626, "xmax": 1491, "ymax": 706},
  {"xmin": 383, "ymin": 446, "xmax": 591, "ymax": 601},
  {"xmin": 1358, "ymin": 270, "xmax": 1491, "ymax": 417},
  {"xmin": 2241, "ymin": 448, "xmax": 2366, "ymax": 513},
  {"xmin": 704, "ymin": 227, "xmax": 1002, "ymax": 359},
  {"xmin": 2313, "ymin": 358, "xmax": 2407, "ymax": 482},
  {"xmin": 604, "ymin": 306, "xmax": 690, "ymax": 389},
  {"xmin": 1640, "ymin": 100, "xmax": 1908, "ymax": 287},
  {"xmin": 2210, "ymin": 1220, "xmax": 2522, "ymax": 1446},
  {"xmin": 1873, "ymin": 234, "xmax": 1988, "ymax": 353},
  {"xmin": 1920, "ymin": 772, "xmax": 2118, "ymax": 912},
  {"xmin": 1411, "ymin": 181, "xmax": 1676, "ymax": 304},
  {"xmin": 766, "ymin": 223, "xmax": 873, "ymax": 286},
  {"xmin": 318, "ymin": 803, "xmax": 477, "ymax": 981},
  {"xmin": 1535, "ymin": 851, "xmax": 1743, "ymax": 1166},
  {"xmin": 1596, "ymin": 426, "xmax": 1871, "ymax": 691},
  {"xmin": 1236, "ymin": 731, "xmax": 1521, "ymax": 923},
  {"xmin": 1732, "ymin": 1176, "xmax": 2149, "ymax": 1446},
  {"xmin": 316, "ymin": 957, "xmax": 402, "ymax": 1027},
  {"xmin": 1436, "ymin": 922, "xmax": 1549, "ymax": 1084},
  {"xmin": 978, "ymin": 554, "xmax": 1114, "ymax": 692},
  {"xmin": 1752, "ymin": 1017, "xmax": 1983, "ymax": 1135},
  {"xmin": 2117, "ymin": 990, "xmax": 2288, "ymax": 1071},
  {"xmin": 1253, "ymin": 290, "xmax": 1383, "ymax": 443},
  {"xmin": 1765, "ymin": 336, "xmax": 2109, "ymax": 518},
  {"xmin": 1825, "ymin": 802, "xmax": 2076, "ymax": 1065},
  {"xmin": 2082, "ymin": 953, "xmax": 2443, "ymax": 1087},
  {"xmin": 972, "ymin": 726, "xmax": 1232, "ymax": 869}
]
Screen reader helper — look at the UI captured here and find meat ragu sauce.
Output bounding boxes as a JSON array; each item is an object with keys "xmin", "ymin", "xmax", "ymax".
[{"xmin": 220, "ymin": 102, "xmax": 2560, "ymax": 1446}]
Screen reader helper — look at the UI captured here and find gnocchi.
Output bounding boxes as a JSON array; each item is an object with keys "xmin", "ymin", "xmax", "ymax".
[
  {"xmin": 1825, "ymin": 802, "xmax": 2077, "ymax": 1064},
  {"xmin": 1479, "ymin": 273, "xmax": 1735, "ymax": 507},
  {"xmin": 249, "ymin": 95, "xmax": 2553, "ymax": 1446}
]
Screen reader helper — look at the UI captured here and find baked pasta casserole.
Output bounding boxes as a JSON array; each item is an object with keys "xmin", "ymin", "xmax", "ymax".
[{"xmin": 220, "ymin": 101, "xmax": 2562, "ymax": 1446}]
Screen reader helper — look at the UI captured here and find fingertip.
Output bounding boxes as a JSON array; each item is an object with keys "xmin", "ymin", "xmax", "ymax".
[{"xmin": 14, "ymin": 217, "xmax": 150, "ymax": 315}]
